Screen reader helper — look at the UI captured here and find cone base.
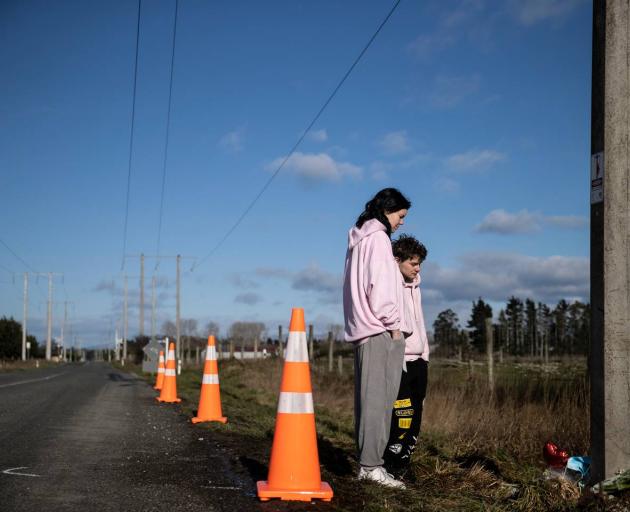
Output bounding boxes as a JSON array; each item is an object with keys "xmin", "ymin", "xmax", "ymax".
[
  {"xmin": 156, "ymin": 397, "xmax": 181, "ymax": 403},
  {"xmin": 256, "ymin": 481, "xmax": 333, "ymax": 502},
  {"xmin": 192, "ymin": 416, "xmax": 227, "ymax": 424}
]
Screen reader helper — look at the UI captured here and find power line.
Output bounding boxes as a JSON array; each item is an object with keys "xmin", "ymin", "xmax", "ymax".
[
  {"xmin": 121, "ymin": 0, "xmax": 143, "ymax": 271},
  {"xmin": 191, "ymin": 0, "xmax": 402, "ymax": 271},
  {"xmin": 154, "ymin": 0, "xmax": 179, "ymax": 273},
  {"xmin": 0, "ymin": 237, "xmax": 38, "ymax": 273}
]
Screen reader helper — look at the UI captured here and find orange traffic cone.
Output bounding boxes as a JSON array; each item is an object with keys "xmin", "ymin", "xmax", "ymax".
[
  {"xmin": 257, "ymin": 308, "xmax": 333, "ymax": 502},
  {"xmin": 156, "ymin": 342, "xmax": 181, "ymax": 403},
  {"xmin": 192, "ymin": 335, "xmax": 227, "ymax": 424},
  {"xmin": 153, "ymin": 350, "xmax": 165, "ymax": 390}
]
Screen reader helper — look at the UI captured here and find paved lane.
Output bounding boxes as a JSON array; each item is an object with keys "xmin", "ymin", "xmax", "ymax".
[{"xmin": 0, "ymin": 363, "xmax": 255, "ymax": 512}]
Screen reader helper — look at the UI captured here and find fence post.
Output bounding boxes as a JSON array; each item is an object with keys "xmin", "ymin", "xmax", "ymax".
[
  {"xmin": 338, "ymin": 355, "xmax": 343, "ymax": 376},
  {"xmin": 485, "ymin": 317, "xmax": 494, "ymax": 392},
  {"xmin": 308, "ymin": 324, "xmax": 314, "ymax": 361},
  {"xmin": 327, "ymin": 331, "xmax": 334, "ymax": 372},
  {"xmin": 278, "ymin": 325, "xmax": 284, "ymax": 359}
]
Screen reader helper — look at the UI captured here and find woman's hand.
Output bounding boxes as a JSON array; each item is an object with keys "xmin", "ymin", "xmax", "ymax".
[{"xmin": 390, "ymin": 329, "xmax": 402, "ymax": 340}]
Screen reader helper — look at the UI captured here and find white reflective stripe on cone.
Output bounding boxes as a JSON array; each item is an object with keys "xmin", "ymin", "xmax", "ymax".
[
  {"xmin": 158, "ymin": 356, "xmax": 165, "ymax": 363},
  {"xmin": 205, "ymin": 346, "xmax": 217, "ymax": 360},
  {"xmin": 202, "ymin": 374, "xmax": 219, "ymax": 385},
  {"xmin": 277, "ymin": 391, "xmax": 314, "ymax": 414},
  {"xmin": 165, "ymin": 369, "xmax": 176, "ymax": 377},
  {"xmin": 284, "ymin": 331, "xmax": 309, "ymax": 362},
  {"xmin": 157, "ymin": 367, "xmax": 165, "ymax": 373},
  {"xmin": 167, "ymin": 350, "xmax": 176, "ymax": 360}
]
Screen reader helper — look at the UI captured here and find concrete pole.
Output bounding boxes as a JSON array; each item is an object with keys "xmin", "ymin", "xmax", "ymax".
[
  {"xmin": 139, "ymin": 253, "xmax": 144, "ymax": 337},
  {"xmin": 337, "ymin": 354, "xmax": 343, "ymax": 376},
  {"xmin": 590, "ymin": 0, "xmax": 630, "ymax": 482},
  {"xmin": 123, "ymin": 275, "xmax": 128, "ymax": 362},
  {"xmin": 22, "ymin": 273, "xmax": 28, "ymax": 361},
  {"xmin": 62, "ymin": 301, "xmax": 68, "ymax": 361},
  {"xmin": 151, "ymin": 275, "xmax": 156, "ymax": 343},
  {"xmin": 176, "ymin": 254, "xmax": 181, "ymax": 361},
  {"xmin": 46, "ymin": 272, "xmax": 52, "ymax": 360},
  {"xmin": 485, "ymin": 317, "xmax": 494, "ymax": 392}
]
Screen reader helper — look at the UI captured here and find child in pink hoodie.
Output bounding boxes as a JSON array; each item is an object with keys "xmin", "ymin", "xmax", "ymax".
[
  {"xmin": 383, "ymin": 234, "xmax": 429, "ymax": 479},
  {"xmin": 343, "ymin": 188, "xmax": 412, "ymax": 489}
]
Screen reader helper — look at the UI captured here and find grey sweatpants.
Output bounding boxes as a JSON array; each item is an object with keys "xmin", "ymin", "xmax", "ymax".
[{"xmin": 354, "ymin": 331, "xmax": 405, "ymax": 467}]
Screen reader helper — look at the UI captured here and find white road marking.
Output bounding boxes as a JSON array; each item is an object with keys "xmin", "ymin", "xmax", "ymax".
[
  {"xmin": 202, "ymin": 485, "xmax": 241, "ymax": 490},
  {"xmin": 3, "ymin": 467, "xmax": 41, "ymax": 477},
  {"xmin": 0, "ymin": 373, "xmax": 66, "ymax": 389}
]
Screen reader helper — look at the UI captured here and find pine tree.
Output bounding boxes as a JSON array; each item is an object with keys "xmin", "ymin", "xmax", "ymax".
[
  {"xmin": 525, "ymin": 299, "xmax": 537, "ymax": 357},
  {"xmin": 433, "ymin": 309, "xmax": 460, "ymax": 357},
  {"xmin": 467, "ymin": 297, "xmax": 493, "ymax": 353},
  {"xmin": 505, "ymin": 297, "xmax": 525, "ymax": 355}
]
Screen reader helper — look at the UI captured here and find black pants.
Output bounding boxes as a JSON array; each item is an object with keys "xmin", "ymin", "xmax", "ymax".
[{"xmin": 383, "ymin": 358, "xmax": 428, "ymax": 471}]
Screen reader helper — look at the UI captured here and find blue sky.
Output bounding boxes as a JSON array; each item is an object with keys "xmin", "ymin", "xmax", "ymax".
[{"xmin": 1, "ymin": 0, "xmax": 591, "ymax": 348}]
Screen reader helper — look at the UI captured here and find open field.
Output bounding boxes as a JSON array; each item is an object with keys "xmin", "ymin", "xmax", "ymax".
[{"xmin": 123, "ymin": 355, "xmax": 629, "ymax": 511}]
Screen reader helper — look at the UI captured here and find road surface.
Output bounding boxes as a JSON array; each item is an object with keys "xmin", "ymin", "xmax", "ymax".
[{"xmin": 0, "ymin": 363, "xmax": 262, "ymax": 511}]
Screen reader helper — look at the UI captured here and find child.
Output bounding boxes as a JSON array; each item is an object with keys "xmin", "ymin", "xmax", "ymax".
[{"xmin": 383, "ymin": 234, "xmax": 429, "ymax": 478}]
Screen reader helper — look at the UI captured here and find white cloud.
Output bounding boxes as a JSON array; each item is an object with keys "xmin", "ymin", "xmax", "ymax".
[
  {"xmin": 422, "ymin": 252, "xmax": 589, "ymax": 305},
  {"xmin": 219, "ymin": 127, "xmax": 245, "ymax": 153},
  {"xmin": 234, "ymin": 292, "xmax": 263, "ymax": 305},
  {"xmin": 430, "ymin": 74, "xmax": 481, "ymax": 109},
  {"xmin": 408, "ymin": 33, "xmax": 456, "ymax": 59},
  {"xmin": 445, "ymin": 149, "xmax": 506, "ymax": 172},
  {"xmin": 228, "ymin": 274, "xmax": 259, "ymax": 289},
  {"xmin": 545, "ymin": 215, "xmax": 588, "ymax": 229},
  {"xmin": 307, "ymin": 129, "xmax": 328, "ymax": 142},
  {"xmin": 435, "ymin": 177, "xmax": 461, "ymax": 195},
  {"xmin": 378, "ymin": 130, "xmax": 410, "ymax": 154},
  {"xmin": 512, "ymin": 0, "xmax": 585, "ymax": 25},
  {"xmin": 475, "ymin": 209, "xmax": 588, "ymax": 234},
  {"xmin": 256, "ymin": 263, "xmax": 342, "ymax": 304},
  {"xmin": 475, "ymin": 209, "xmax": 540, "ymax": 234},
  {"xmin": 266, "ymin": 152, "xmax": 362, "ymax": 182}
]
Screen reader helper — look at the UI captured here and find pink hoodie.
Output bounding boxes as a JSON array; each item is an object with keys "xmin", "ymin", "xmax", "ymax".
[
  {"xmin": 343, "ymin": 219, "xmax": 409, "ymax": 344},
  {"xmin": 401, "ymin": 275, "xmax": 430, "ymax": 362}
]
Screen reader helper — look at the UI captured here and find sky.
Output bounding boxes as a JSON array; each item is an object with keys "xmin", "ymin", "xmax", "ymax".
[{"xmin": 0, "ymin": 0, "xmax": 592, "ymax": 348}]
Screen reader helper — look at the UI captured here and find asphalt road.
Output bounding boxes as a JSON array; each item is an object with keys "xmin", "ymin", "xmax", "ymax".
[{"xmin": 0, "ymin": 363, "xmax": 264, "ymax": 512}]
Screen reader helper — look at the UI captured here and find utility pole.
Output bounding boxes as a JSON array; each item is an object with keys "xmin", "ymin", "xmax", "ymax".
[
  {"xmin": 46, "ymin": 272, "xmax": 53, "ymax": 360},
  {"xmin": 140, "ymin": 253, "xmax": 145, "ymax": 336},
  {"xmin": 22, "ymin": 273, "xmax": 28, "ymax": 361},
  {"xmin": 123, "ymin": 275, "xmax": 128, "ymax": 362},
  {"xmin": 176, "ymin": 254, "xmax": 181, "ymax": 360},
  {"xmin": 590, "ymin": 0, "xmax": 630, "ymax": 482},
  {"xmin": 151, "ymin": 275, "xmax": 156, "ymax": 343}
]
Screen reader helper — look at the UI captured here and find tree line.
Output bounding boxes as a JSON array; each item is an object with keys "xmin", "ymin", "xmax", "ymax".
[{"xmin": 432, "ymin": 297, "xmax": 590, "ymax": 358}]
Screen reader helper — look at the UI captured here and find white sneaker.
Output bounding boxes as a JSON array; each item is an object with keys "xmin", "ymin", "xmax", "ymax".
[{"xmin": 358, "ymin": 466, "xmax": 406, "ymax": 489}]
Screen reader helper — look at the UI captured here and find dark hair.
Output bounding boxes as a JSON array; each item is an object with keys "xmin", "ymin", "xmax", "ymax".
[
  {"xmin": 392, "ymin": 234, "xmax": 427, "ymax": 263},
  {"xmin": 355, "ymin": 188, "xmax": 411, "ymax": 237}
]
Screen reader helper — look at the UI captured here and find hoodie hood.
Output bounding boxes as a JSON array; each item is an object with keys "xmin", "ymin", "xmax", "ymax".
[
  {"xmin": 348, "ymin": 218, "xmax": 387, "ymax": 249},
  {"xmin": 402, "ymin": 275, "xmax": 420, "ymax": 289}
]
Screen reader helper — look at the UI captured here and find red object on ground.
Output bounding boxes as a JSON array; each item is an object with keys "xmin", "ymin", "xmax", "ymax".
[{"xmin": 543, "ymin": 441, "xmax": 569, "ymax": 467}]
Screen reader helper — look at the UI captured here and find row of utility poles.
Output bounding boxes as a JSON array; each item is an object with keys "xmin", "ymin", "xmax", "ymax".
[
  {"xmin": 20, "ymin": 272, "xmax": 73, "ymax": 361},
  {"xmin": 120, "ymin": 253, "xmax": 194, "ymax": 361}
]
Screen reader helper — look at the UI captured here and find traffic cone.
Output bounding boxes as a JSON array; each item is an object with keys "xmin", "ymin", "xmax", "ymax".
[
  {"xmin": 257, "ymin": 308, "xmax": 333, "ymax": 502},
  {"xmin": 192, "ymin": 335, "xmax": 227, "ymax": 424},
  {"xmin": 153, "ymin": 350, "xmax": 165, "ymax": 390},
  {"xmin": 156, "ymin": 342, "xmax": 181, "ymax": 403}
]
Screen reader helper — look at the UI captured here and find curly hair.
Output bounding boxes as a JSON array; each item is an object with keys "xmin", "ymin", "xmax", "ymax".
[{"xmin": 392, "ymin": 234, "xmax": 427, "ymax": 263}]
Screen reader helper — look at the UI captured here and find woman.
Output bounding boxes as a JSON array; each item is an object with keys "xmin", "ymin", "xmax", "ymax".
[{"xmin": 343, "ymin": 187, "xmax": 411, "ymax": 489}]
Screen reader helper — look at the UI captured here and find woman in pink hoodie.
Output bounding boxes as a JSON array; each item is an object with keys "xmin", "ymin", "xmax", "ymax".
[{"xmin": 343, "ymin": 188, "xmax": 411, "ymax": 489}]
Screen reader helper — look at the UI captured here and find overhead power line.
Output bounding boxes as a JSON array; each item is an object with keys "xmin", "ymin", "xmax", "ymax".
[
  {"xmin": 192, "ymin": 0, "xmax": 402, "ymax": 271},
  {"xmin": 0, "ymin": 237, "xmax": 38, "ymax": 273},
  {"xmin": 155, "ymin": 0, "xmax": 179, "ymax": 273},
  {"xmin": 121, "ymin": 0, "xmax": 143, "ymax": 271}
]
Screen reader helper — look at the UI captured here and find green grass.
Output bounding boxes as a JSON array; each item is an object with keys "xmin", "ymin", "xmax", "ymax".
[{"xmin": 119, "ymin": 356, "xmax": 628, "ymax": 511}]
